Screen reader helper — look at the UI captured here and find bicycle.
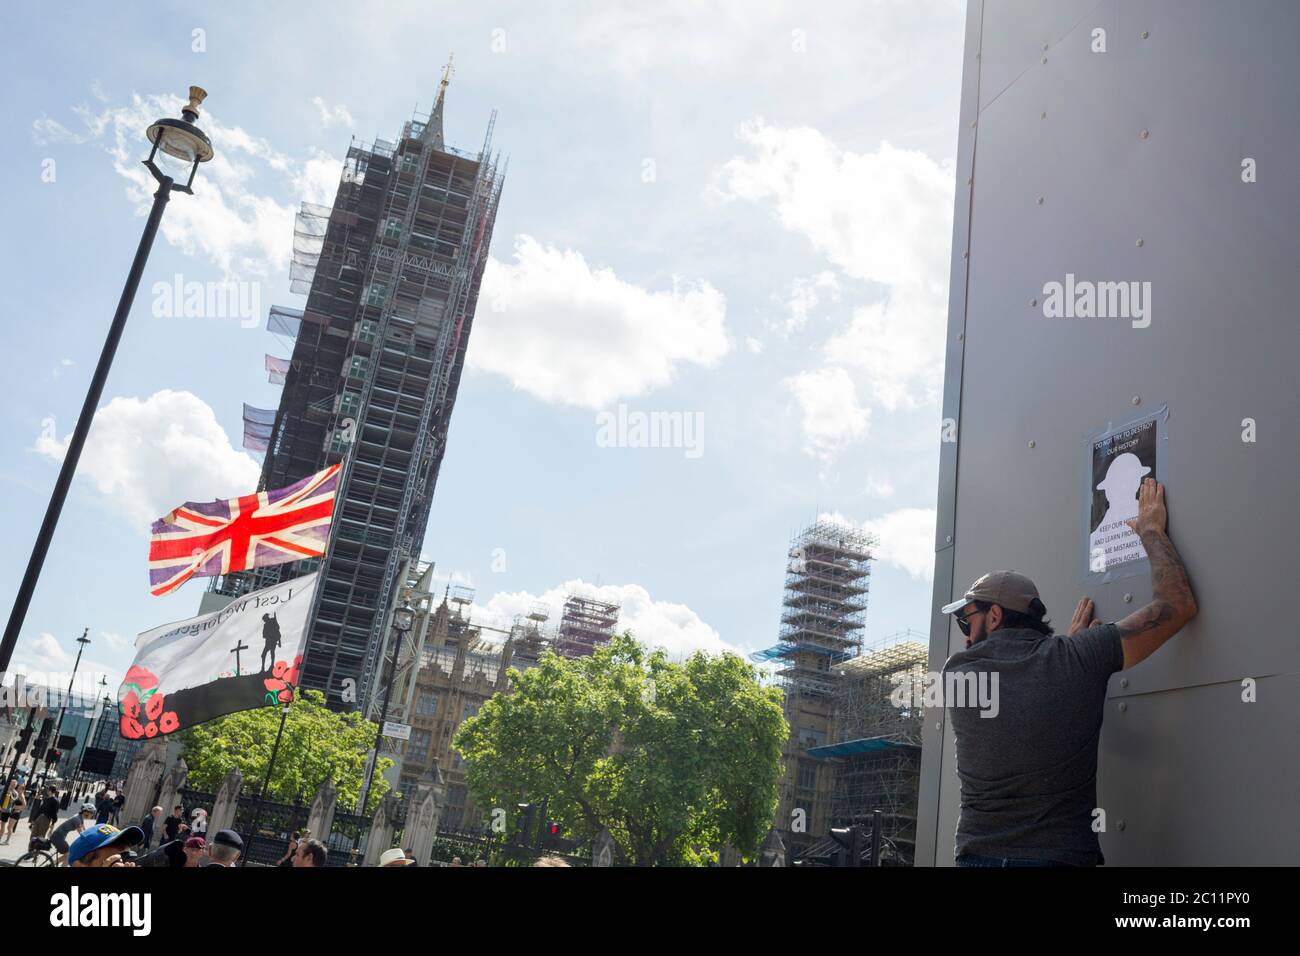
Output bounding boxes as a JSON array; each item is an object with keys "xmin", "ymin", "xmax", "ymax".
[{"xmin": 14, "ymin": 837, "xmax": 59, "ymax": 867}]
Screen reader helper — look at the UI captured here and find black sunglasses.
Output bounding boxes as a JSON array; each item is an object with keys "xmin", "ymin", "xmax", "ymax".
[{"xmin": 955, "ymin": 605, "xmax": 985, "ymax": 636}]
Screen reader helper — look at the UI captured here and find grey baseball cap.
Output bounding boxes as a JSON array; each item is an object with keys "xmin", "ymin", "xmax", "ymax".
[{"xmin": 941, "ymin": 570, "xmax": 1042, "ymax": 616}]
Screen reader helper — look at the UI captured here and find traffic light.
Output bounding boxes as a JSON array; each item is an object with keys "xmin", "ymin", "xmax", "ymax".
[
  {"xmin": 13, "ymin": 724, "xmax": 33, "ymax": 755},
  {"xmin": 515, "ymin": 803, "xmax": 537, "ymax": 846},
  {"xmin": 45, "ymin": 748, "xmax": 62, "ymax": 766},
  {"xmin": 32, "ymin": 717, "xmax": 54, "ymax": 756},
  {"xmin": 542, "ymin": 821, "xmax": 576, "ymax": 852},
  {"xmin": 829, "ymin": 825, "xmax": 865, "ymax": 867}
]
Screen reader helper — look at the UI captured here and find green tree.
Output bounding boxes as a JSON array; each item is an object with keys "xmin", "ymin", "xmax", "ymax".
[
  {"xmin": 455, "ymin": 633, "xmax": 787, "ymax": 866},
  {"xmin": 180, "ymin": 689, "xmax": 392, "ymax": 812}
]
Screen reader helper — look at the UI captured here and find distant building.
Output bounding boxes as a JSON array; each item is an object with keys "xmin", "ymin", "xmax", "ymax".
[
  {"xmin": 753, "ymin": 520, "xmax": 875, "ymax": 855},
  {"xmin": 372, "ymin": 562, "xmax": 551, "ymax": 829},
  {"xmin": 797, "ymin": 638, "xmax": 927, "ymax": 866},
  {"xmin": 83, "ymin": 697, "xmax": 144, "ymax": 784},
  {"xmin": 554, "ymin": 595, "xmax": 620, "ymax": 658},
  {"xmin": 752, "ymin": 520, "xmax": 926, "ymax": 863},
  {"xmin": 1, "ymin": 683, "xmax": 114, "ymax": 785}
]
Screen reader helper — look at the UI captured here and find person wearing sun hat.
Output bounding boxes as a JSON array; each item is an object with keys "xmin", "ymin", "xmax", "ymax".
[
  {"xmin": 378, "ymin": 847, "xmax": 415, "ymax": 867},
  {"xmin": 68, "ymin": 823, "xmax": 144, "ymax": 867}
]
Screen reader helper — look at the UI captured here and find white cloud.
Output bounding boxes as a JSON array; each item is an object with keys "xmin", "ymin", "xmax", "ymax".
[
  {"xmin": 35, "ymin": 389, "xmax": 261, "ymax": 528},
  {"xmin": 471, "ymin": 235, "xmax": 729, "ymax": 408},
  {"xmin": 471, "ymin": 578, "xmax": 738, "ymax": 659},
  {"xmin": 6, "ymin": 632, "xmax": 120, "ymax": 701},
  {"xmin": 31, "ymin": 116, "xmax": 88, "ymax": 146},
  {"xmin": 51, "ymin": 92, "xmax": 341, "ymax": 278},
  {"xmin": 865, "ymin": 474, "xmax": 895, "ymax": 497},
  {"xmin": 781, "ymin": 270, "xmax": 840, "ymax": 334},
  {"xmin": 783, "ymin": 366, "xmax": 870, "ymax": 460},
  {"xmin": 823, "ymin": 507, "xmax": 937, "ymax": 579},
  {"xmin": 101, "ymin": 631, "xmax": 131, "ymax": 651},
  {"xmin": 718, "ymin": 123, "xmax": 953, "ymax": 409},
  {"xmin": 822, "ymin": 285, "xmax": 947, "ymax": 410},
  {"xmin": 292, "ymin": 148, "xmax": 346, "ymax": 206},
  {"xmin": 745, "ymin": 336, "xmax": 764, "ymax": 354},
  {"xmin": 311, "ymin": 97, "xmax": 354, "ymax": 129}
]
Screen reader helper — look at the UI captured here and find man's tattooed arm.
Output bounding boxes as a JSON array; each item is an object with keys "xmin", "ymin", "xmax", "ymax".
[{"xmin": 1115, "ymin": 480, "xmax": 1198, "ymax": 669}]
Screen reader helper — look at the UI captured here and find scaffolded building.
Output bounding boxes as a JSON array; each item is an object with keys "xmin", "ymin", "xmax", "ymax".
[
  {"xmin": 752, "ymin": 520, "xmax": 874, "ymax": 855},
  {"xmin": 804, "ymin": 635, "xmax": 928, "ymax": 865},
  {"xmin": 213, "ymin": 70, "xmax": 505, "ymax": 712},
  {"xmin": 554, "ymin": 595, "xmax": 620, "ymax": 658}
]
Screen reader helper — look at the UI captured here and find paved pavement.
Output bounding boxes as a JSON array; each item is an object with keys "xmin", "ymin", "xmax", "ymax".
[{"xmin": 0, "ymin": 804, "xmax": 129, "ymax": 865}]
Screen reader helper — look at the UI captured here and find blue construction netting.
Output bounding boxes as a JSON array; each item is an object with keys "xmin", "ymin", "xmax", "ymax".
[{"xmin": 805, "ymin": 736, "xmax": 921, "ymax": 760}]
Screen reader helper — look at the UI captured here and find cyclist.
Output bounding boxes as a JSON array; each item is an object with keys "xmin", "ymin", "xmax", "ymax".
[{"xmin": 50, "ymin": 803, "xmax": 97, "ymax": 866}]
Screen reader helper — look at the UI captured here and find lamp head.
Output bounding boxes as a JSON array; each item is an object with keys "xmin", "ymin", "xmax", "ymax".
[{"xmin": 144, "ymin": 86, "xmax": 213, "ymax": 189}]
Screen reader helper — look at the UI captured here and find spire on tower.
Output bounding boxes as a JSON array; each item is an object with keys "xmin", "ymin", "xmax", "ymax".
[{"xmin": 424, "ymin": 54, "xmax": 454, "ymax": 149}]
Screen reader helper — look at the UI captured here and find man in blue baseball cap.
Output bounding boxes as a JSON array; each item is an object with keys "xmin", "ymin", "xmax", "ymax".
[{"xmin": 68, "ymin": 823, "xmax": 144, "ymax": 867}]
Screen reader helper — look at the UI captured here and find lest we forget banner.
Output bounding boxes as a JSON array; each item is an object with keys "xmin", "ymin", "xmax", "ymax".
[{"xmin": 117, "ymin": 572, "xmax": 318, "ymax": 740}]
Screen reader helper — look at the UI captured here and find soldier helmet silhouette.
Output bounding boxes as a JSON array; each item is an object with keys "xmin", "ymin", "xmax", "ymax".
[{"xmin": 1096, "ymin": 452, "xmax": 1151, "ymax": 498}]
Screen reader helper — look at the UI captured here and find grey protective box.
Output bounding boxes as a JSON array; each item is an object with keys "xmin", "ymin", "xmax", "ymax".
[{"xmin": 917, "ymin": 0, "xmax": 1300, "ymax": 866}]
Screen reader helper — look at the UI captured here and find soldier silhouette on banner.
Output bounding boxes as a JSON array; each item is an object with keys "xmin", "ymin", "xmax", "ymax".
[{"xmin": 260, "ymin": 613, "xmax": 283, "ymax": 672}]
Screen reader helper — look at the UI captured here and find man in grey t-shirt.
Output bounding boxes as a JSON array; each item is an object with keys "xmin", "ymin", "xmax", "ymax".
[{"xmin": 940, "ymin": 478, "xmax": 1197, "ymax": 866}]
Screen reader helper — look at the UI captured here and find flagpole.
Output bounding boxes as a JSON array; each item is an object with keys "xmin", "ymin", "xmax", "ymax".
[{"xmin": 239, "ymin": 702, "xmax": 290, "ymax": 868}]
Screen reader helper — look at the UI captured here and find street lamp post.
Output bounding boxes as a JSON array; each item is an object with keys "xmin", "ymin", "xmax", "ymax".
[
  {"xmin": 74, "ymin": 676, "xmax": 110, "ymax": 795},
  {"xmin": 357, "ymin": 601, "xmax": 415, "ymax": 816},
  {"xmin": 0, "ymin": 88, "xmax": 214, "ymax": 675},
  {"xmin": 35, "ymin": 628, "xmax": 90, "ymax": 793}
]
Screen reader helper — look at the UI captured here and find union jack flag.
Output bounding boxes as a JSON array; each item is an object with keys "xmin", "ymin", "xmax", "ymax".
[{"xmin": 147, "ymin": 464, "xmax": 341, "ymax": 596}]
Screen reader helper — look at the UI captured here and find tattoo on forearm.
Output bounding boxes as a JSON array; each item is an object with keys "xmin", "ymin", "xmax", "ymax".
[
  {"xmin": 1118, "ymin": 529, "xmax": 1194, "ymax": 637},
  {"xmin": 1117, "ymin": 600, "xmax": 1176, "ymax": 638}
]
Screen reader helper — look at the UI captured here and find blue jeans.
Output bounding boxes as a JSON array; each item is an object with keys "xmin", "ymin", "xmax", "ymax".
[{"xmin": 956, "ymin": 852, "xmax": 1078, "ymax": 867}]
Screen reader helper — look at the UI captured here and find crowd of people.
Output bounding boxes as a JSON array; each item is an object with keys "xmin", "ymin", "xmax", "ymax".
[
  {"xmin": 5, "ymin": 777, "xmax": 567, "ymax": 868},
  {"xmin": 3, "ymin": 782, "xmax": 426, "ymax": 867},
  {"xmin": 62, "ymin": 823, "xmax": 425, "ymax": 868}
]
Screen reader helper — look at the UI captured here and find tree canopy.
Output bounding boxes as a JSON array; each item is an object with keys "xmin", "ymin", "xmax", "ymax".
[
  {"xmin": 454, "ymin": 633, "xmax": 787, "ymax": 866},
  {"xmin": 180, "ymin": 689, "xmax": 392, "ymax": 812}
]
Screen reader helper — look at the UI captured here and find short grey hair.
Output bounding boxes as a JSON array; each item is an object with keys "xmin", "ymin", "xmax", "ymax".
[{"xmin": 209, "ymin": 843, "xmax": 240, "ymax": 864}]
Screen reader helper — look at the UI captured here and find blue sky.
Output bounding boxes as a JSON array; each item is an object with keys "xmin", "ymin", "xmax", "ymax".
[{"xmin": 0, "ymin": 0, "xmax": 966, "ymax": 693}]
